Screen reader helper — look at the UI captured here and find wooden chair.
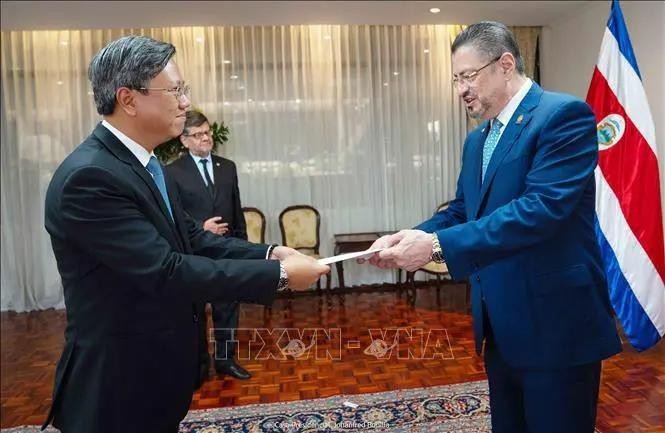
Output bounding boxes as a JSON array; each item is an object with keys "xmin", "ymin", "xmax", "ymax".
[
  {"xmin": 242, "ymin": 206, "xmax": 275, "ymax": 318},
  {"xmin": 278, "ymin": 205, "xmax": 331, "ymax": 290},
  {"xmin": 402, "ymin": 201, "xmax": 470, "ymax": 308},
  {"xmin": 242, "ymin": 207, "xmax": 266, "ymax": 244}
]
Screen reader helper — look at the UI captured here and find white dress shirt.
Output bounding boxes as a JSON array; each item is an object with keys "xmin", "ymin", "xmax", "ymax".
[{"xmin": 101, "ymin": 120, "xmax": 154, "ymax": 174}]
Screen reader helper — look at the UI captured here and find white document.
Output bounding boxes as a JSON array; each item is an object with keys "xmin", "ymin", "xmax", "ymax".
[{"xmin": 317, "ymin": 248, "xmax": 384, "ymax": 265}]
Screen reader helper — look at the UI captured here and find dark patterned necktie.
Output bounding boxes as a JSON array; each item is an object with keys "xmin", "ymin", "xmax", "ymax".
[{"xmin": 199, "ymin": 158, "xmax": 215, "ymax": 196}]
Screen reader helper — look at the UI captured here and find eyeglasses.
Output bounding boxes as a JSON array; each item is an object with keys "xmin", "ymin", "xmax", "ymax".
[
  {"xmin": 183, "ymin": 130, "xmax": 212, "ymax": 140},
  {"xmin": 138, "ymin": 84, "xmax": 191, "ymax": 100},
  {"xmin": 452, "ymin": 55, "xmax": 502, "ymax": 87}
]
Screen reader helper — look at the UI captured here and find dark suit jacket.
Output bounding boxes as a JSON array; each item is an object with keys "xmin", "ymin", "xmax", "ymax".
[
  {"xmin": 42, "ymin": 123, "xmax": 279, "ymax": 433},
  {"xmin": 416, "ymin": 83, "xmax": 622, "ymax": 369},
  {"xmin": 166, "ymin": 154, "xmax": 247, "ymax": 240}
]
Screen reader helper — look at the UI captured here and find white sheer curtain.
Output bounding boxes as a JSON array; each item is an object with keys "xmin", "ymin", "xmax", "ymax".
[{"xmin": 1, "ymin": 25, "xmax": 467, "ymax": 312}]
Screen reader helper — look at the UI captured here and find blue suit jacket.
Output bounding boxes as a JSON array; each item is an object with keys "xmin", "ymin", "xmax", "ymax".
[{"xmin": 416, "ymin": 83, "xmax": 621, "ymax": 369}]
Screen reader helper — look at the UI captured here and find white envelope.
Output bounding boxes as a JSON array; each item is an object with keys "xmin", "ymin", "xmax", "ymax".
[{"xmin": 317, "ymin": 248, "xmax": 385, "ymax": 265}]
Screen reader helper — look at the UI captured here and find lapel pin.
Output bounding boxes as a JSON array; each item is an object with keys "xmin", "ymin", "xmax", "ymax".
[
  {"xmin": 516, "ymin": 114, "xmax": 523, "ymax": 124},
  {"xmin": 216, "ymin": 162, "xmax": 221, "ymax": 167}
]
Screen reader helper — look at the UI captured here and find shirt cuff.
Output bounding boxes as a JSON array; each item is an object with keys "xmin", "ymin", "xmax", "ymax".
[{"xmin": 266, "ymin": 244, "xmax": 277, "ymax": 259}]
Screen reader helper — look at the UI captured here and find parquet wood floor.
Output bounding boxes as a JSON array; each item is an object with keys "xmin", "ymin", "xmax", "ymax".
[{"xmin": 1, "ymin": 283, "xmax": 663, "ymax": 432}]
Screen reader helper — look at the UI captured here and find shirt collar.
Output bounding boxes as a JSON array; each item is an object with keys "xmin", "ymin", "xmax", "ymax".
[
  {"xmin": 189, "ymin": 152, "xmax": 212, "ymax": 164},
  {"xmin": 101, "ymin": 119, "xmax": 154, "ymax": 168},
  {"xmin": 495, "ymin": 78, "xmax": 533, "ymax": 128}
]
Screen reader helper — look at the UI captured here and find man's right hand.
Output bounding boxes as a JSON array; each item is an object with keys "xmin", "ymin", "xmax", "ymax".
[
  {"xmin": 203, "ymin": 216, "xmax": 229, "ymax": 236},
  {"xmin": 357, "ymin": 233, "xmax": 403, "ymax": 268},
  {"xmin": 281, "ymin": 254, "xmax": 330, "ymax": 290}
]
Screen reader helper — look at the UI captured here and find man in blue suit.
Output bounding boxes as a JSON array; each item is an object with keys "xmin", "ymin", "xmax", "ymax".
[
  {"xmin": 364, "ymin": 22, "xmax": 621, "ymax": 433},
  {"xmin": 42, "ymin": 35, "xmax": 329, "ymax": 433}
]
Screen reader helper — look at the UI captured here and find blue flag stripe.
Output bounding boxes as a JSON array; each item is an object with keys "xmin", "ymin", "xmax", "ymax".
[
  {"xmin": 607, "ymin": 0, "xmax": 642, "ymax": 80},
  {"xmin": 595, "ymin": 217, "xmax": 661, "ymax": 351}
]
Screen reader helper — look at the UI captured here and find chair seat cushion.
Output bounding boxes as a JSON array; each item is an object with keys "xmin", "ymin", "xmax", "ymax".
[{"xmin": 421, "ymin": 261, "xmax": 448, "ymax": 273}]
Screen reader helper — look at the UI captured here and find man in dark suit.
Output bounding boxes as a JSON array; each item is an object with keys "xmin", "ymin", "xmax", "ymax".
[
  {"xmin": 42, "ymin": 35, "xmax": 329, "ymax": 433},
  {"xmin": 166, "ymin": 110, "xmax": 252, "ymax": 382},
  {"xmin": 363, "ymin": 22, "xmax": 621, "ymax": 433}
]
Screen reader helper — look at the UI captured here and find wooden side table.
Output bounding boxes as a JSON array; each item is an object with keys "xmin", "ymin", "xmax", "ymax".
[{"xmin": 332, "ymin": 231, "xmax": 393, "ymax": 289}]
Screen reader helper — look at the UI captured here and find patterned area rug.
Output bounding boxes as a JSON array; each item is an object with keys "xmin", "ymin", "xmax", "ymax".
[
  {"xmin": 181, "ymin": 380, "xmax": 491, "ymax": 432},
  {"xmin": 5, "ymin": 381, "xmax": 491, "ymax": 432}
]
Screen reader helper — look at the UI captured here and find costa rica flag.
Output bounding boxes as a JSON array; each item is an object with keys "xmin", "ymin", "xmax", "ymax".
[{"xmin": 586, "ymin": 0, "xmax": 665, "ymax": 351}]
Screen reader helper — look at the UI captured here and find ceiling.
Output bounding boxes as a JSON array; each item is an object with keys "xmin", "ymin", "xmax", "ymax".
[{"xmin": 1, "ymin": 1, "xmax": 593, "ymax": 31}]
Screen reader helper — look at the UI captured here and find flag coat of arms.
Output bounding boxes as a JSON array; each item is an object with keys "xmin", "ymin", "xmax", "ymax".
[{"xmin": 586, "ymin": 0, "xmax": 665, "ymax": 351}]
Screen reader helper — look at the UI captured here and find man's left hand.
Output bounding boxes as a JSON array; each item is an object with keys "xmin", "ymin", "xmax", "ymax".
[{"xmin": 378, "ymin": 229, "xmax": 433, "ymax": 272}]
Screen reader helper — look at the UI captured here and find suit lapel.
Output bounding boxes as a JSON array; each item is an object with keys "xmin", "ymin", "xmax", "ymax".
[
  {"xmin": 164, "ymin": 174, "xmax": 190, "ymax": 252},
  {"xmin": 92, "ymin": 124, "xmax": 185, "ymax": 250},
  {"xmin": 474, "ymin": 83, "xmax": 543, "ymax": 219},
  {"xmin": 211, "ymin": 156, "xmax": 224, "ymax": 201}
]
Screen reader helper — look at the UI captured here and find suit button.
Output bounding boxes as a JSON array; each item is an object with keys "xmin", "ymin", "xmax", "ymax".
[{"xmin": 476, "ymin": 275, "xmax": 480, "ymax": 282}]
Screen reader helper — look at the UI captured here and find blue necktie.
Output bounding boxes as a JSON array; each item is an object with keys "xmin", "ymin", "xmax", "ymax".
[
  {"xmin": 482, "ymin": 119, "xmax": 503, "ymax": 182},
  {"xmin": 146, "ymin": 156, "xmax": 174, "ymax": 221}
]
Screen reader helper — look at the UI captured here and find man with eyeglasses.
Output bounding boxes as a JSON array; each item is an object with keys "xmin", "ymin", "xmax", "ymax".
[
  {"xmin": 362, "ymin": 21, "xmax": 621, "ymax": 433},
  {"xmin": 166, "ymin": 110, "xmax": 252, "ymax": 384},
  {"xmin": 42, "ymin": 35, "xmax": 329, "ymax": 433}
]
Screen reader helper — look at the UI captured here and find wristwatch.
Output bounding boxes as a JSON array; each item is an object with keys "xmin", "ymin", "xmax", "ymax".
[
  {"xmin": 431, "ymin": 233, "xmax": 445, "ymax": 264},
  {"xmin": 277, "ymin": 263, "xmax": 289, "ymax": 291}
]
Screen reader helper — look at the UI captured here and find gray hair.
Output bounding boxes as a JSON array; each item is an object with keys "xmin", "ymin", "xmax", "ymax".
[
  {"xmin": 451, "ymin": 21, "xmax": 525, "ymax": 75},
  {"xmin": 88, "ymin": 35, "xmax": 176, "ymax": 115}
]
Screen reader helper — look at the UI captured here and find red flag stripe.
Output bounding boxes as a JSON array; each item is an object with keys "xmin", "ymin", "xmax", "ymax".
[{"xmin": 586, "ymin": 67, "xmax": 665, "ymax": 281}]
